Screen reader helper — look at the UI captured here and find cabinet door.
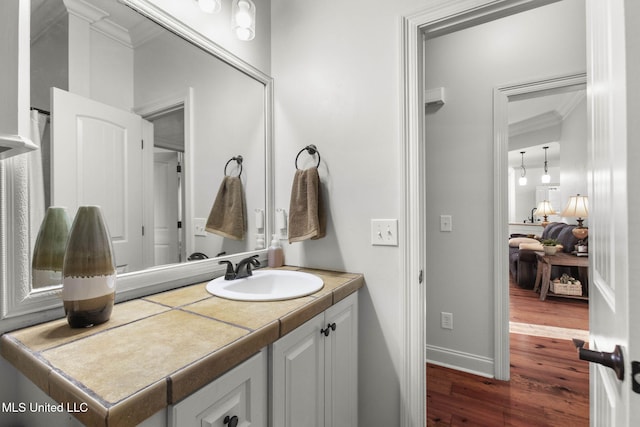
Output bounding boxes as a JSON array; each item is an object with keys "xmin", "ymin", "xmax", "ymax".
[
  {"xmin": 324, "ymin": 293, "xmax": 358, "ymax": 427},
  {"xmin": 169, "ymin": 349, "xmax": 267, "ymax": 427},
  {"xmin": 271, "ymin": 312, "xmax": 325, "ymax": 427}
]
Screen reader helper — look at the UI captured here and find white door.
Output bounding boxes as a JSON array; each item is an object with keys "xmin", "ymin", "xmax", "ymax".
[
  {"xmin": 52, "ymin": 88, "xmax": 144, "ymax": 273},
  {"xmin": 153, "ymin": 151, "xmax": 180, "ymax": 265},
  {"xmin": 587, "ymin": 0, "xmax": 640, "ymax": 424}
]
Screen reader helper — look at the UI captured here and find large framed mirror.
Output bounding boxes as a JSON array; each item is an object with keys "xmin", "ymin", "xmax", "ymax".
[{"xmin": 0, "ymin": 0, "xmax": 273, "ymax": 332}]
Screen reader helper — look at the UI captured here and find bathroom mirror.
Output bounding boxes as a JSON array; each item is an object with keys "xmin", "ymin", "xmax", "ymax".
[{"xmin": 0, "ymin": 0, "xmax": 272, "ymax": 330}]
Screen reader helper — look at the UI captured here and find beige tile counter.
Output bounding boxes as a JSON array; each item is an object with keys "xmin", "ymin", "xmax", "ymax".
[{"xmin": 1, "ymin": 267, "xmax": 364, "ymax": 426}]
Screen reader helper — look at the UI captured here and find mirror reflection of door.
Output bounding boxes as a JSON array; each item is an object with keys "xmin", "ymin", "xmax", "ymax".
[
  {"xmin": 148, "ymin": 107, "xmax": 186, "ymax": 266},
  {"xmin": 153, "ymin": 151, "xmax": 181, "ymax": 265},
  {"xmin": 51, "ymin": 87, "xmax": 146, "ymax": 273}
]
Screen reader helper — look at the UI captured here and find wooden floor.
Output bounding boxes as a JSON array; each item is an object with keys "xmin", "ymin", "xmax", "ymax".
[{"xmin": 427, "ymin": 277, "xmax": 589, "ymax": 426}]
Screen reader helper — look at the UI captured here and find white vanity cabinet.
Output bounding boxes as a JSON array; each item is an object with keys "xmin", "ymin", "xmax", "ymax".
[
  {"xmin": 169, "ymin": 349, "xmax": 268, "ymax": 427},
  {"xmin": 270, "ymin": 292, "xmax": 358, "ymax": 427}
]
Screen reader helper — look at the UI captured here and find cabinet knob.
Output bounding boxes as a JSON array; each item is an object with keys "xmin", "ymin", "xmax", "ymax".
[
  {"xmin": 321, "ymin": 322, "xmax": 336, "ymax": 337},
  {"xmin": 224, "ymin": 415, "xmax": 238, "ymax": 427}
]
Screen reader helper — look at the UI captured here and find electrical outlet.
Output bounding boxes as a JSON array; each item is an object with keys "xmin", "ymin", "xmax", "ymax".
[
  {"xmin": 371, "ymin": 219, "xmax": 398, "ymax": 246},
  {"xmin": 441, "ymin": 312, "xmax": 453, "ymax": 330},
  {"xmin": 440, "ymin": 215, "xmax": 452, "ymax": 232},
  {"xmin": 193, "ymin": 218, "xmax": 207, "ymax": 236}
]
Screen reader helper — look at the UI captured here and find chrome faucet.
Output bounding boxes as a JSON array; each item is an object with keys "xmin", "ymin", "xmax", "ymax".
[{"xmin": 219, "ymin": 255, "xmax": 261, "ymax": 280}]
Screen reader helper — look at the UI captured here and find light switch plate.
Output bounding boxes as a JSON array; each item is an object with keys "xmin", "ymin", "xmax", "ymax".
[
  {"xmin": 371, "ymin": 219, "xmax": 398, "ymax": 246},
  {"xmin": 440, "ymin": 215, "xmax": 452, "ymax": 232},
  {"xmin": 194, "ymin": 218, "xmax": 207, "ymax": 236}
]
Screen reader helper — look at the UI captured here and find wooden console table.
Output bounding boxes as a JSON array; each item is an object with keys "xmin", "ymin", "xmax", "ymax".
[{"xmin": 533, "ymin": 251, "xmax": 589, "ymax": 301}]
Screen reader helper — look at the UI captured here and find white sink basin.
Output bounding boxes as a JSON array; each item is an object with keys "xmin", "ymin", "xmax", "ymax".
[{"xmin": 206, "ymin": 270, "xmax": 324, "ymax": 301}]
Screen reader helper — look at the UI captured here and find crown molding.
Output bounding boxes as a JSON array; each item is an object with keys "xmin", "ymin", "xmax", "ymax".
[{"xmin": 509, "ymin": 110, "xmax": 562, "ymax": 136}]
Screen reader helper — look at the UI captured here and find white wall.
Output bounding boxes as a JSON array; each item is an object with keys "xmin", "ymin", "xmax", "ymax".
[
  {"xmin": 559, "ymin": 96, "xmax": 588, "ymax": 222},
  {"xmin": 424, "ymin": 0, "xmax": 585, "ymax": 373},
  {"xmin": 270, "ymin": 0, "xmax": 424, "ymax": 425}
]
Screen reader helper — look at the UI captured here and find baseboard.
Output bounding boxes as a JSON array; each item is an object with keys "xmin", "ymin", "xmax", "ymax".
[{"xmin": 425, "ymin": 344, "xmax": 494, "ymax": 378}]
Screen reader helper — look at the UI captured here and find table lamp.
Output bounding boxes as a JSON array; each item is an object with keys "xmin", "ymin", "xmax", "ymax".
[
  {"xmin": 534, "ymin": 200, "xmax": 556, "ymax": 227},
  {"xmin": 561, "ymin": 194, "xmax": 589, "ymax": 241}
]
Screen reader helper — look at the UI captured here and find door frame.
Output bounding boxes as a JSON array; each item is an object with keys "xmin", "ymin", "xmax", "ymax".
[
  {"xmin": 493, "ymin": 72, "xmax": 587, "ymax": 380},
  {"xmin": 399, "ymin": 0, "xmax": 567, "ymax": 425},
  {"xmin": 134, "ymin": 88, "xmax": 193, "ymax": 264}
]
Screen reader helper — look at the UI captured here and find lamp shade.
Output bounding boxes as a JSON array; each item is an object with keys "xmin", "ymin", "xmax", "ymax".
[
  {"xmin": 535, "ymin": 200, "xmax": 556, "ymax": 216},
  {"xmin": 561, "ymin": 194, "xmax": 589, "ymax": 219},
  {"xmin": 561, "ymin": 194, "xmax": 589, "ymax": 241}
]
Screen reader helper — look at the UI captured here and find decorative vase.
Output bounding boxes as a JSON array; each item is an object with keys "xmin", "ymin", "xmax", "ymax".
[
  {"xmin": 32, "ymin": 207, "xmax": 71, "ymax": 288},
  {"xmin": 62, "ymin": 206, "xmax": 116, "ymax": 328},
  {"xmin": 543, "ymin": 245, "xmax": 558, "ymax": 256}
]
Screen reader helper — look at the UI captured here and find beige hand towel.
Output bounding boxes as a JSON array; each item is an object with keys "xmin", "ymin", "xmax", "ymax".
[
  {"xmin": 288, "ymin": 167, "xmax": 326, "ymax": 243},
  {"xmin": 206, "ymin": 176, "xmax": 247, "ymax": 240}
]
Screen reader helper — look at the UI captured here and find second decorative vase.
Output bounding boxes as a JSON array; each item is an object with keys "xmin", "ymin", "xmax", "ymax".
[
  {"xmin": 62, "ymin": 206, "xmax": 116, "ymax": 328},
  {"xmin": 543, "ymin": 245, "xmax": 558, "ymax": 256},
  {"xmin": 32, "ymin": 207, "xmax": 71, "ymax": 288}
]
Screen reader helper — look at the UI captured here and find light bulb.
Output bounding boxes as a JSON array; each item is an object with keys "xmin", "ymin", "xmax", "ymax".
[
  {"xmin": 541, "ymin": 173, "xmax": 551, "ymax": 183},
  {"xmin": 519, "ymin": 176, "xmax": 527, "ymax": 186},
  {"xmin": 196, "ymin": 0, "xmax": 221, "ymax": 14},
  {"xmin": 236, "ymin": 27, "xmax": 254, "ymax": 41},
  {"xmin": 235, "ymin": 1, "xmax": 252, "ymax": 28}
]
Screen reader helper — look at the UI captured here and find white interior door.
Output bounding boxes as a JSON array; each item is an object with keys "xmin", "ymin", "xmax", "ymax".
[
  {"xmin": 153, "ymin": 151, "xmax": 180, "ymax": 265},
  {"xmin": 52, "ymin": 88, "xmax": 144, "ymax": 273},
  {"xmin": 587, "ymin": 0, "xmax": 639, "ymax": 424}
]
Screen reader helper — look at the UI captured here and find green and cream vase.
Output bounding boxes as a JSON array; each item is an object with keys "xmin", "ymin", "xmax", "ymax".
[
  {"xmin": 32, "ymin": 207, "xmax": 71, "ymax": 288},
  {"xmin": 62, "ymin": 206, "xmax": 116, "ymax": 328}
]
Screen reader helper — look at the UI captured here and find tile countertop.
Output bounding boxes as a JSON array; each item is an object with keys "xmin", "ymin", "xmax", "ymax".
[{"xmin": 0, "ymin": 267, "xmax": 364, "ymax": 427}]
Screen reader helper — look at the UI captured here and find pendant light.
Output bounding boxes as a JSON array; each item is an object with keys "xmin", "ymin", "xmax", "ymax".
[
  {"xmin": 541, "ymin": 146, "xmax": 551, "ymax": 183},
  {"xmin": 518, "ymin": 151, "xmax": 527, "ymax": 186}
]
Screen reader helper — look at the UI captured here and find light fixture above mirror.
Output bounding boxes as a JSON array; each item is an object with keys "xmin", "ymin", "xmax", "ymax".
[{"xmin": 232, "ymin": 0, "xmax": 256, "ymax": 41}]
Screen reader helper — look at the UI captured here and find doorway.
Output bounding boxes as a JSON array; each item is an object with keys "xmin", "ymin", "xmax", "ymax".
[
  {"xmin": 144, "ymin": 106, "xmax": 187, "ymax": 266},
  {"xmin": 401, "ymin": 0, "xmax": 637, "ymax": 426},
  {"xmin": 398, "ymin": 0, "xmax": 588, "ymax": 425},
  {"xmin": 422, "ymin": 0, "xmax": 587, "ymax": 378},
  {"xmin": 498, "ymin": 73, "xmax": 589, "ymax": 377}
]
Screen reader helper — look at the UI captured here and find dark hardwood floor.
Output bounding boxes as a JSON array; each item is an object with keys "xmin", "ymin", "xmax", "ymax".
[{"xmin": 427, "ymin": 277, "xmax": 589, "ymax": 426}]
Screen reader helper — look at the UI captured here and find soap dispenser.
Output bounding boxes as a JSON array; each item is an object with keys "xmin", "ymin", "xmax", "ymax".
[{"xmin": 267, "ymin": 234, "xmax": 284, "ymax": 267}]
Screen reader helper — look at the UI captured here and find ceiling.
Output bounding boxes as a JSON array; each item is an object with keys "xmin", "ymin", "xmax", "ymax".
[
  {"xmin": 507, "ymin": 88, "xmax": 585, "ymax": 169},
  {"xmin": 31, "ymin": 0, "xmax": 159, "ymax": 47}
]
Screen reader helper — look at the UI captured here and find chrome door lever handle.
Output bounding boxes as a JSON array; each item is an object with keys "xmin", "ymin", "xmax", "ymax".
[{"xmin": 573, "ymin": 338, "xmax": 624, "ymax": 381}]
